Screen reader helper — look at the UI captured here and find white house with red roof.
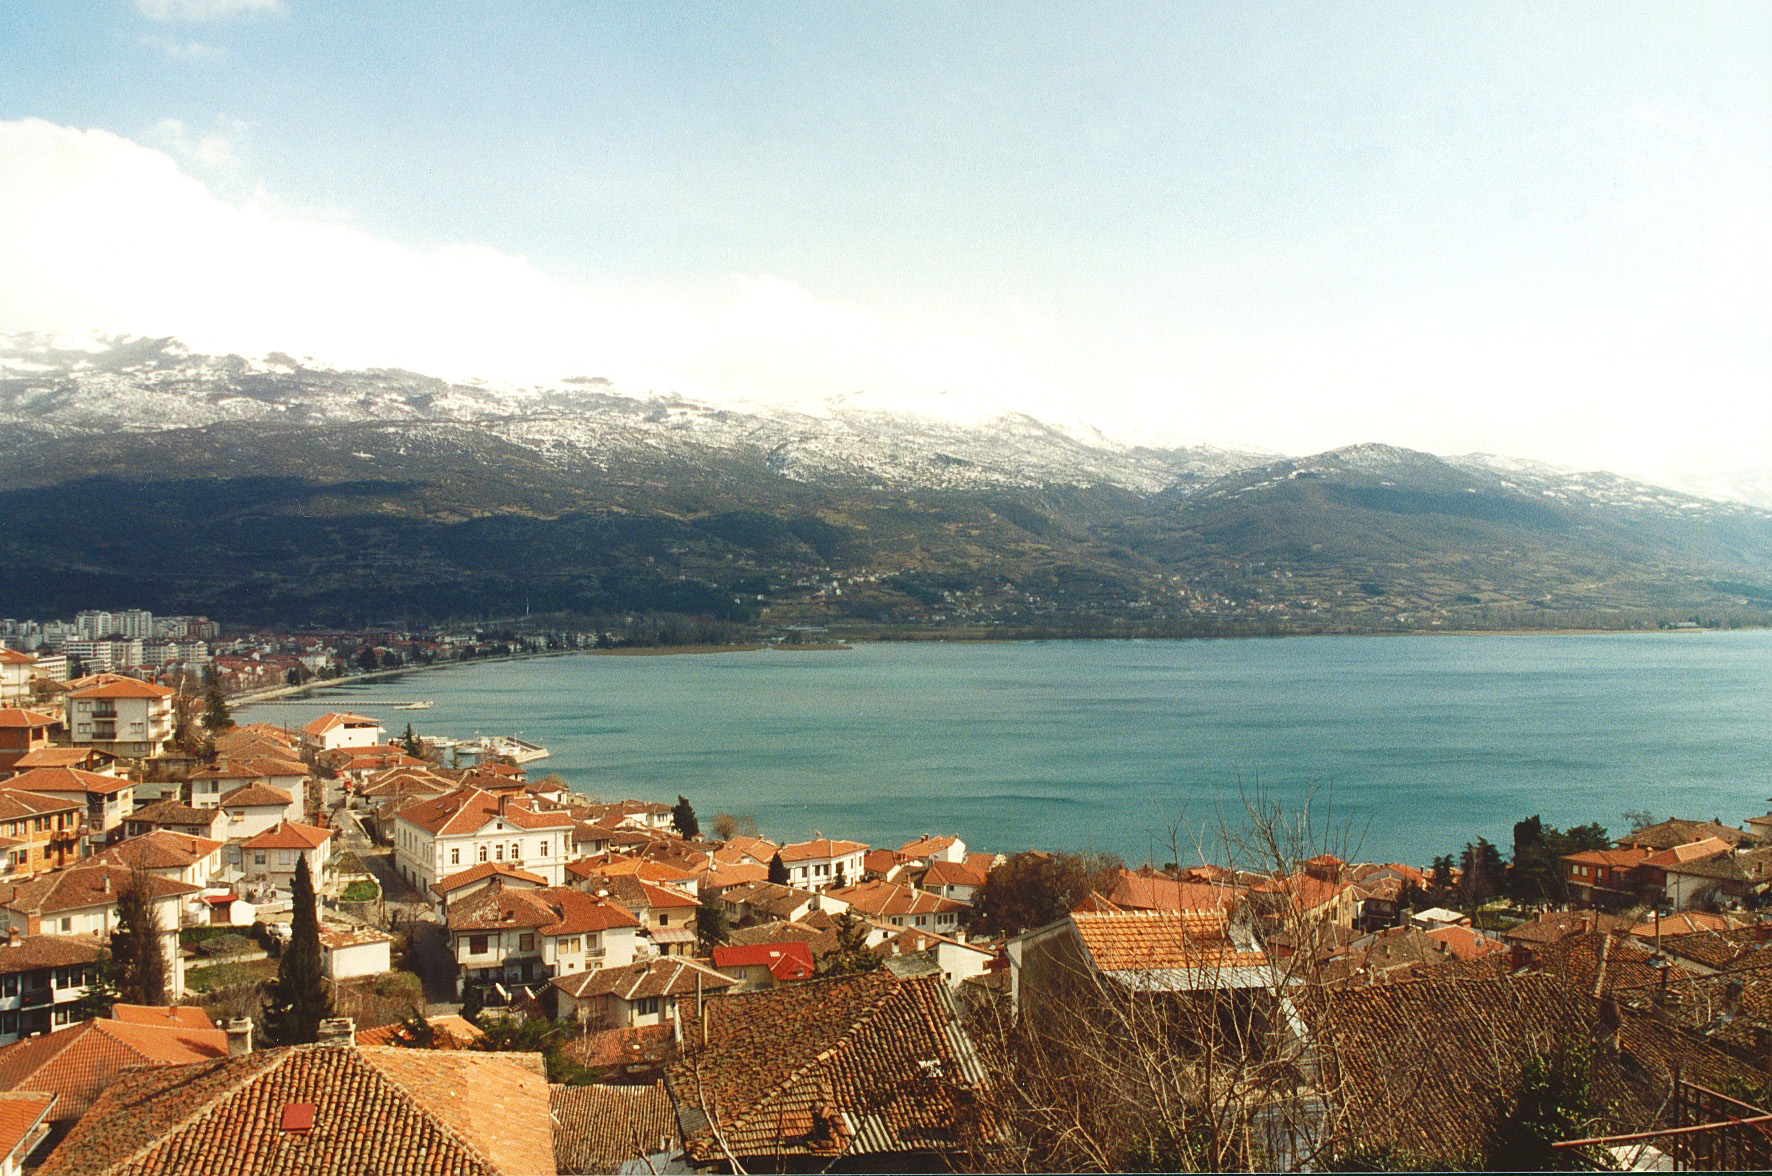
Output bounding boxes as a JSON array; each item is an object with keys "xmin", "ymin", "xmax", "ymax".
[
  {"xmin": 238, "ymin": 821, "xmax": 333, "ymax": 894},
  {"xmin": 92, "ymin": 831, "xmax": 225, "ymax": 889},
  {"xmin": 829, "ymin": 879, "xmax": 968, "ymax": 934},
  {"xmin": 392, "ymin": 786, "xmax": 575, "ymax": 892},
  {"xmin": 299, "ymin": 712, "xmax": 384, "ymax": 754},
  {"xmin": 446, "ymin": 878, "xmax": 642, "ymax": 1000},
  {"xmin": 899, "ymin": 834, "xmax": 967, "ymax": 865},
  {"xmin": 709, "ymin": 941, "xmax": 816, "ymax": 991},
  {"xmin": 776, "ymin": 837, "xmax": 869, "ymax": 891},
  {"xmin": 0, "ymin": 651, "xmax": 39, "ymax": 707},
  {"xmin": 217, "ymin": 782, "xmax": 300, "ymax": 839},
  {"xmin": 63, "ymin": 677, "xmax": 173, "ymax": 759}
]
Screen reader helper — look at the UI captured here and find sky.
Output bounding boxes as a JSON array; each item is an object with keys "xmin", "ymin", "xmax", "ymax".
[{"xmin": 1, "ymin": 2, "xmax": 1768, "ymax": 502}]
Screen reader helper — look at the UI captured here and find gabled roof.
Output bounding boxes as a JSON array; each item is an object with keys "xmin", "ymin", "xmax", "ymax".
[
  {"xmin": 1619, "ymin": 818, "xmax": 1748, "ymax": 851},
  {"xmin": 109, "ymin": 1005, "xmax": 215, "ymax": 1030},
  {"xmin": 598, "ymin": 874, "xmax": 699, "ymax": 912},
  {"xmin": 1105, "ymin": 869, "xmax": 1243, "ymax": 913},
  {"xmin": 0, "ymin": 650, "xmax": 36, "ymax": 666},
  {"xmin": 549, "ymin": 956, "xmax": 737, "ymax": 1002},
  {"xmin": 0, "ymin": 788, "xmax": 81, "ymax": 821},
  {"xmin": 448, "ymin": 881, "xmax": 641, "ymax": 936},
  {"xmin": 12, "ymin": 748, "xmax": 106, "ymax": 769},
  {"xmin": 37, "ymin": 1044, "xmax": 557, "ymax": 1176},
  {"xmin": 0, "ymin": 708, "xmax": 56, "ymax": 729},
  {"xmin": 719, "ymin": 881, "xmax": 822, "ymax": 920},
  {"xmin": 5, "ymin": 766, "xmax": 133, "ymax": 797},
  {"xmin": 67, "ymin": 678, "xmax": 173, "ymax": 700},
  {"xmin": 432, "ymin": 861, "xmax": 547, "ymax": 896},
  {"xmin": 712, "ymin": 941, "xmax": 817, "ymax": 980},
  {"xmin": 666, "ymin": 970, "xmax": 992, "ymax": 1164},
  {"xmin": 239, "ymin": 820, "xmax": 331, "ymax": 851},
  {"xmin": 93, "ymin": 831, "xmax": 224, "ymax": 872},
  {"xmin": 828, "ymin": 879, "xmax": 966, "ymax": 918},
  {"xmin": 0, "ymin": 1017, "xmax": 228, "ymax": 1122},
  {"xmin": 918, "ymin": 858, "xmax": 987, "ymax": 888},
  {"xmin": 0, "ymin": 864, "xmax": 199, "ymax": 915},
  {"xmin": 396, "ymin": 786, "xmax": 573, "ymax": 837},
  {"xmin": 355, "ymin": 1014, "xmax": 484, "ymax": 1049},
  {"xmin": 126, "ymin": 800, "xmax": 219, "ymax": 828},
  {"xmin": 1562, "ymin": 846, "xmax": 1652, "ymax": 869},
  {"xmin": 899, "ymin": 834, "xmax": 961, "ymax": 859},
  {"xmin": 777, "ymin": 837, "xmax": 868, "ymax": 864},
  {"xmin": 550, "ymin": 1082, "xmax": 679, "ymax": 1173},
  {"xmin": 299, "ymin": 712, "xmax": 381, "ymax": 737},
  {"xmin": 1423, "ymin": 925, "xmax": 1509, "ymax": 962},
  {"xmin": 218, "ymin": 781, "xmax": 295, "ymax": 809}
]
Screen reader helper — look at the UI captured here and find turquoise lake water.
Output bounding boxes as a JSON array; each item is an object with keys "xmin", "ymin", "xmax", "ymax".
[{"xmin": 241, "ymin": 633, "xmax": 1772, "ymax": 868}]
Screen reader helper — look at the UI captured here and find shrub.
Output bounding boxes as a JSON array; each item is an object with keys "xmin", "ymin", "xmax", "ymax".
[{"xmin": 341, "ymin": 880, "xmax": 380, "ymax": 903}]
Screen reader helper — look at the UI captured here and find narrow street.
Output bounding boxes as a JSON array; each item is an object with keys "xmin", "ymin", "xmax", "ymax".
[{"xmin": 329, "ymin": 806, "xmax": 460, "ymax": 1010}]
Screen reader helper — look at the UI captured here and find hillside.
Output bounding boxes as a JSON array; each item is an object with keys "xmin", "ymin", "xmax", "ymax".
[{"xmin": 1, "ymin": 336, "xmax": 1769, "ymax": 632}]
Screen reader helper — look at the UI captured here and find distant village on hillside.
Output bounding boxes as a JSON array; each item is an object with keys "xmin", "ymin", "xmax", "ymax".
[{"xmin": 0, "ymin": 624, "xmax": 1770, "ymax": 1170}]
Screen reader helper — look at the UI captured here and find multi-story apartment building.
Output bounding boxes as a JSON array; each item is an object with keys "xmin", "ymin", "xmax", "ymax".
[
  {"xmin": 776, "ymin": 837, "xmax": 870, "ymax": 891},
  {"xmin": 3, "ymin": 767, "xmax": 133, "ymax": 846},
  {"xmin": 0, "ymin": 932, "xmax": 104, "ymax": 1043},
  {"xmin": 64, "ymin": 676, "xmax": 174, "ymax": 759},
  {"xmin": 0, "ymin": 791, "xmax": 84, "ymax": 878},
  {"xmin": 0, "ymin": 864, "xmax": 196, "ymax": 996},
  {"xmin": 0, "ymin": 709, "xmax": 57, "ymax": 775},
  {"xmin": 0, "ymin": 652, "xmax": 37, "ymax": 707},
  {"xmin": 393, "ymin": 787, "xmax": 575, "ymax": 892},
  {"xmin": 445, "ymin": 879, "xmax": 641, "ymax": 1000}
]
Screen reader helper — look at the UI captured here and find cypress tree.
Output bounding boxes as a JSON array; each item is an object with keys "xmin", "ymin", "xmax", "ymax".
[
  {"xmin": 263, "ymin": 855, "xmax": 331, "ymax": 1045},
  {"xmin": 110, "ymin": 868, "xmax": 167, "ymax": 1006},
  {"xmin": 202, "ymin": 684, "xmax": 233, "ymax": 732},
  {"xmin": 767, "ymin": 852, "xmax": 789, "ymax": 886},
  {"xmin": 671, "ymin": 795, "xmax": 700, "ymax": 839}
]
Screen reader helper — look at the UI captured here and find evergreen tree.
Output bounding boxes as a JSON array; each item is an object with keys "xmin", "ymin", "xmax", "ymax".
[
  {"xmin": 817, "ymin": 911, "xmax": 882, "ymax": 977},
  {"xmin": 76, "ymin": 951, "xmax": 120, "ymax": 1020},
  {"xmin": 695, "ymin": 898, "xmax": 728, "ymax": 953},
  {"xmin": 767, "ymin": 852, "xmax": 789, "ymax": 885},
  {"xmin": 110, "ymin": 869, "xmax": 168, "ymax": 1006},
  {"xmin": 671, "ymin": 795, "xmax": 700, "ymax": 839},
  {"xmin": 400, "ymin": 723, "xmax": 422, "ymax": 758},
  {"xmin": 1484, "ymin": 1042, "xmax": 1604, "ymax": 1171},
  {"xmin": 263, "ymin": 856, "xmax": 331, "ymax": 1045},
  {"xmin": 202, "ymin": 683, "xmax": 233, "ymax": 733}
]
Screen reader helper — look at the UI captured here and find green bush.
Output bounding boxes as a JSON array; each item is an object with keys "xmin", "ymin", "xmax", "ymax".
[
  {"xmin": 196, "ymin": 934, "xmax": 255, "ymax": 958},
  {"xmin": 340, "ymin": 880, "xmax": 380, "ymax": 903}
]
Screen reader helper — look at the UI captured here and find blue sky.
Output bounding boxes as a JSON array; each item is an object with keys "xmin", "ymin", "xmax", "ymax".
[{"xmin": 1, "ymin": 2, "xmax": 1768, "ymax": 500}]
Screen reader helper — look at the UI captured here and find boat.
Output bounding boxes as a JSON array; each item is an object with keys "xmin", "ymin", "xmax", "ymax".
[{"xmin": 393, "ymin": 700, "xmax": 433, "ymax": 710}]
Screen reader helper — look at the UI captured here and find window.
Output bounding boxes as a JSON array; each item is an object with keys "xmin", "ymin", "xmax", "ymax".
[
  {"xmin": 494, "ymin": 844, "xmax": 504, "ymax": 861},
  {"xmin": 53, "ymin": 1006, "xmax": 71, "ymax": 1025},
  {"xmin": 915, "ymin": 916, "xmax": 927, "ymax": 927},
  {"xmin": 59, "ymin": 918, "xmax": 71, "ymax": 933},
  {"xmin": 279, "ymin": 851, "xmax": 292, "ymax": 867},
  {"xmin": 509, "ymin": 842, "xmax": 519, "ymax": 860},
  {"xmin": 254, "ymin": 852, "xmax": 267, "ymax": 866},
  {"xmin": 478, "ymin": 845, "xmax": 488, "ymax": 863},
  {"xmin": 518, "ymin": 933, "xmax": 535, "ymax": 951},
  {"xmin": 536, "ymin": 841, "xmax": 547, "ymax": 858},
  {"xmin": 636, "ymin": 996, "xmax": 660, "ymax": 1016},
  {"xmin": 1, "ymin": 975, "xmax": 17, "ymax": 997},
  {"xmin": 0, "ymin": 1011, "xmax": 15, "ymax": 1034},
  {"xmin": 468, "ymin": 935, "xmax": 489, "ymax": 955},
  {"xmin": 657, "ymin": 914, "xmax": 668, "ymax": 926},
  {"xmin": 450, "ymin": 848, "xmax": 460, "ymax": 866}
]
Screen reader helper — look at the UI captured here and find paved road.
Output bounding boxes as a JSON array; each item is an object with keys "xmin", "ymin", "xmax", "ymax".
[{"xmin": 329, "ymin": 806, "xmax": 458, "ymax": 1009}]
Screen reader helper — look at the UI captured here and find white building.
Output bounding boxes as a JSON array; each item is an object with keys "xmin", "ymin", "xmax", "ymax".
[
  {"xmin": 0, "ymin": 932, "xmax": 103, "ymax": 1044},
  {"xmin": 218, "ymin": 782, "xmax": 301, "ymax": 839},
  {"xmin": 393, "ymin": 787, "xmax": 575, "ymax": 892},
  {"xmin": 0, "ymin": 652, "xmax": 37, "ymax": 707},
  {"xmin": 318, "ymin": 925, "xmax": 394, "ymax": 982},
  {"xmin": 446, "ymin": 879, "xmax": 642, "ymax": 1000},
  {"xmin": 300, "ymin": 712, "xmax": 385, "ymax": 754},
  {"xmin": 63, "ymin": 677, "xmax": 174, "ymax": 759},
  {"xmin": 0, "ymin": 864, "xmax": 195, "ymax": 997},
  {"xmin": 239, "ymin": 821, "xmax": 333, "ymax": 894},
  {"xmin": 775, "ymin": 837, "xmax": 869, "ymax": 891},
  {"xmin": 2, "ymin": 766, "xmax": 134, "ymax": 844}
]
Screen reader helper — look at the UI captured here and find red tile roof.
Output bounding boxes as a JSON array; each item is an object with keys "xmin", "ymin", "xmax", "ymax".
[
  {"xmin": 0, "ymin": 651, "xmax": 35, "ymax": 666},
  {"xmin": 1564, "ymin": 846, "xmax": 1653, "ymax": 869},
  {"xmin": 37, "ymin": 1044, "xmax": 556, "ymax": 1175},
  {"xmin": 712, "ymin": 941, "xmax": 817, "ymax": 980},
  {"xmin": 828, "ymin": 879, "xmax": 967, "ymax": 918},
  {"xmin": 919, "ymin": 858, "xmax": 987, "ymax": 888},
  {"xmin": 550, "ymin": 1082, "xmax": 678, "ymax": 1173},
  {"xmin": 1641, "ymin": 837, "xmax": 1733, "ymax": 870},
  {"xmin": 1104, "ymin": 870, "xmax": 1243, "ymax": 913},
  {"xmin": 432, "ymin": 861, "xmax": 548, "ymax": 895},
  {"xmin": 0, "ymin": 1090, "xmax": 53, "ymax": 1161},
  {"xmin": 447, "ymin": 881, "xmax": 640, "ymax": 936},
  {"xmin": 11, "ymin": 749, "xmax": 102, "ymax": 769},
  {"xmin": 6, "ymin": 766, "xmax": 133, "ymax": 797},
  {"xmin": 67, "ymin": 678, "xmax": 172, "ymax": 700},
  {"xmin": 0, "ymin": 934, "xmax": 103, "ymax": 977},
  {"xmin": 0, "ymin": 864, "xmax": 199, "ymax": 916},
  {"xmin": 1070, "ymin": 909, "xmax": 1268, "ymax": 973},
  {"xmin": 354, "ymin": 1014, "xmax": 485, "ymax": 1049},
  {"xmin": 0, "ymin": 1017, "xmax": 228, "ymax": 1122},
  {"xmin": 108, "ymin": 1005, "xmax": 215, "ymax": 1030},
  {"xmin": 93, "ymin": 831, "xmax": 223, "ymax": 872},
  {"xmin": 778, "ymin": 837, "xmax": 868, "ymax": 863},
  {"xmin": 396, "ymin": 786, "xmax": 573, "ymax": 837},
  {"xmin": 899, "ymin": 834, "xmax": 961, "ymax": 859},
  {"xmin": 667, "ymin": 971, "xmax": 993, "ymax": 1164},
  {"xmin": 218, "ymin": 781, "xmax": 295, "ymax": 808},
  {"xmin": 550, "ymin": 956, "xmax": 737, "ymax": 1002},
  {"xmin": 299, "ymin": 712, "xmax": 380, "ymax": 737},
  {"xmin": 0, "ymin": 708, "xmax": 55, "ymax": 729},
  {"xmin": 0, "ymin": 789, "xmax": 81, "ymax": 822},
  {"xmin": 239, "ymin": 820, "xmax": 331, "ymax": 851}
]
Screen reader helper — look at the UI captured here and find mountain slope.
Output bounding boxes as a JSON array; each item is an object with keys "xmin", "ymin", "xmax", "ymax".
[{"xmin": 0, "ymin": 337, "xmax": 1768, "ymax": 631}]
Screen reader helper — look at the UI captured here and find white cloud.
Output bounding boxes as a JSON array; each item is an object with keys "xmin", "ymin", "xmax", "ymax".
[
  {"xmin": 134, "ymin": 0, "xmax": 281, "ymax": 19},
  {"xmin": 0, "ymin": 116, "xmax": 1767, "ymax": 505}
]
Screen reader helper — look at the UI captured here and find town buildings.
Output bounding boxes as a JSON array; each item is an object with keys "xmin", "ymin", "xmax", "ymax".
[
  {"xmin": 61, "ymin": 678, "xmax": 173, "ymax": 760},
  {"xmin": 392, "ymin": 786, "xmax": 574, "ymax": 891}
]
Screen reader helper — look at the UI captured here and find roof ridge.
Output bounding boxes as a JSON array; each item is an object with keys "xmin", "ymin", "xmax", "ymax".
[{"xmin": 79, "ymin": 1046, "xmax": 291, "ymax": 1175}]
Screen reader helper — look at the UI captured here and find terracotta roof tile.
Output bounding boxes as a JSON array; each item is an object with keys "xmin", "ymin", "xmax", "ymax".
[
  {"xmin": 777, "ymin": 837, "xmax": 868, "ymax": 864},
  {"xmin": 0, "ymin": 1018, "xmax": 227, "ymax": 1122},
  {"xmin": 829, "ymin": 880, "xmax": 966, "ymax": 919},
  {"xmin": 217, "ymin": 782, "xmax": 295, "ymax": 808},
  {"xmin": 550, "ymin": 1082, "xmax": 678, "ymax": 1173},
  {"xmin": 108, "ymin": 1005, "xmax": 215, "ymax": 1030},
  {"xmin": 93, "ymin": 831, "xmax": 223, "ymax": 872},
  {"xmin": 239, "ymin": 821, "xmax": 331, "ymax": 851},
  {"xmin": 0, "ymin": 934, "xmax": 103, "ymax": 977},
  {"xmin": 0, "ymin": 789, "xmax": 81, "ymax": 822},
  {"xmin": 66, "ymin": 679, "xmax": 172, "ymax": 700},
  {"xmin": 550, "ymin": 956, "xmax": 737, "ymax": 1001},
  {"xmin": 0, "ymin": 864, "xmax": 198, "ymax": 916},
  {"xmin": 397, "ymin": 786, "xmax": 572, "ymax": 837},
  {"xmin": 667, "ymin": 971, "xmax": 994, "ymax": 1164},
  {"xmin": 712, "ymin": 941, "xmax": 817, "ymax": 980},
  {"xmin": 1070, "ymin": 909, "xmax": 1268, "ymax": 975},
  {"xmin": 448, "ymin": 881, "xmax": 640, "ymax": 936},
  {"xmin": 0, "ymin": 708, "xmax": 56, "ymax": 729},
  {"xmin": 37, "ymin": 1044, "xmax": 555, "ymax": 1176},
  {"xmin": 432, "ymin": 862, "xmax": 548, "ymax": 895},
  {"xmin": 6, "ymin": 766, "xmax": 132, "ymax": 797},
  {"xmin": 299, "ymin": 712, "xmax": 380, "ymax": 737}
]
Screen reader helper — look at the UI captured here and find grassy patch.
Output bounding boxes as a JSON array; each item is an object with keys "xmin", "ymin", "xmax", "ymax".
[
  {"xmin": 340, "ymin": 879, "xmax": 380, "ymax": 903},
  {"xmin": 186, "ymin": 958, "xmax": 277, "ymax": 993}
]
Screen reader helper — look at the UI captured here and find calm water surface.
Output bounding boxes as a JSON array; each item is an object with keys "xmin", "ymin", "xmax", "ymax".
[{"xmin": 241, "ymin": 633, "xmax": 1772, "ymax": 867}]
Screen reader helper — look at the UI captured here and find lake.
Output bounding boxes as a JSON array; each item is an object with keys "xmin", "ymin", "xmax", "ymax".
[{"xmin": 239, "ymin": 632, "xmax": 1772, "ymax": 868}]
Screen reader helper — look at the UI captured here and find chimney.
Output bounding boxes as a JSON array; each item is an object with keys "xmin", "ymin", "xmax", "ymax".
[
  {"xmin": 226, "ymin": 1017, "xmax": 253, "ymax": 1057},
  {"xmin": 4, "ymin": 928, "xmax": 16, "ymax": 948},
  {"xmin": 316, "ymin": 1017, "xmax": 355, "ymax": 1044},
  {"xmin": 498, "ymin": 794, "xmax": 512, "ymax": 817}
]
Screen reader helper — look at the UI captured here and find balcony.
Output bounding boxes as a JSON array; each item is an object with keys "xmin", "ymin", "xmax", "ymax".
[{"xmin": 19, "ymin": 988, "xmax": 50, "ymax": 1009}]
